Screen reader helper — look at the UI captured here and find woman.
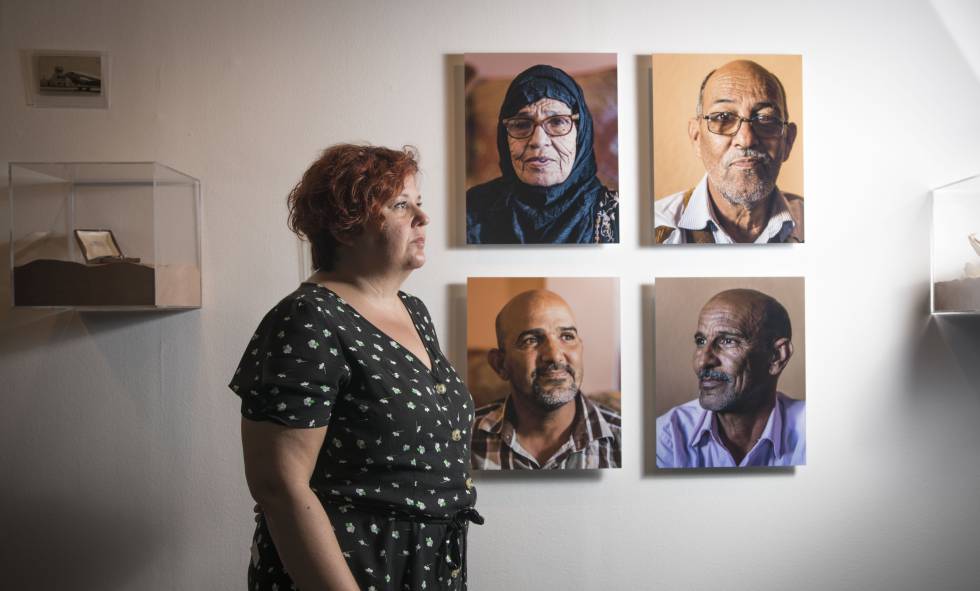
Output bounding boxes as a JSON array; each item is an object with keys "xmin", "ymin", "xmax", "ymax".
[
  {"xmin": 466, "ymin": 64, "xmax": 619, "ymax": 244},
  {"xmin": 229, "ymin": 144, "xmax": 481, "ymax": 590}
]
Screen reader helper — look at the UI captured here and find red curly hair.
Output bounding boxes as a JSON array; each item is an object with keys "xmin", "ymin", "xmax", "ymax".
[{"xmin": 288, "ymin": 144, "xmax": 419, "ymax": 270}]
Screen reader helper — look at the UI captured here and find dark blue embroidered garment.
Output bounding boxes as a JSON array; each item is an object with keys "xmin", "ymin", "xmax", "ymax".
[{"xmin": 466, "ymin": 65, "xmax": 618, "ymax": 244}]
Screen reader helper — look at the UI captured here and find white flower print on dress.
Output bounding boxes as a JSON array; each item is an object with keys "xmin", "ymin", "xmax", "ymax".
[{"xmin": 229, "ymin": 284, "xmax": 478, "ymax": 590}]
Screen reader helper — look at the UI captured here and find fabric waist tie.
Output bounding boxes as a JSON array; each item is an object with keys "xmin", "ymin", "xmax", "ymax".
[
  {"xmin": 437, "ymin": 506, "xmax": 484, "ymax": 585},
  {"xmin": 319, "ymin": 498, "xmax": 484, "ymax": 584}
]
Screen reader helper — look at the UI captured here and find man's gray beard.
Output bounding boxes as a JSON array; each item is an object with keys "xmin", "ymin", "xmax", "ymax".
[
  {"xmin": 531, "ymin": 381, "xmax": 577, "ymax": 410},
  {"xmin": 699, "ymin": 388, "xmax": 738, "ymax": 412},
  {"xmin": 719, "ymin": 176, "xmax": 775, "ymax": 207}
]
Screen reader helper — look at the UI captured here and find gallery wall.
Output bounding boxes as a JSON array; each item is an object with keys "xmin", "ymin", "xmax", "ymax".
[{"xmin": 2, "ymin": 0, "xmax": 980, "ymax": 589}]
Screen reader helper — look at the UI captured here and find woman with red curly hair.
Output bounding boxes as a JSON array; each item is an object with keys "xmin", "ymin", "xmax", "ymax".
[{"xmin": 228, "ymin": 144, "xmax": 482, "ymax": 590}]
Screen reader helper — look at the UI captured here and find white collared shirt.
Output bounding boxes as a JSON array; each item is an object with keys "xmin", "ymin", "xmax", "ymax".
[{"xmin": 654, "ymin": 175, "xmax": 801, "ymax": 244}]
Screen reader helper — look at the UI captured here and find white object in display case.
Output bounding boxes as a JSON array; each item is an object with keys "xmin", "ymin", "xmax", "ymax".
[
  {"xmin": 931, "ymin": 174, "xmax": 980, "ymax": 315},
  {"xmin": 9, "ymin": 162, "xmax": 202, "ymax": 310}
]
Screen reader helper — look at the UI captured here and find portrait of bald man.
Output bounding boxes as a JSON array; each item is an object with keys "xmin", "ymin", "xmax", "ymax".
[
  {"xmin": 656, "ymin": 281, "xmax": 806, "ymax": 468},
  {"xmin": 469, "ymin": 286, "xmax": 622, "ymax": 470},
  {"xmin": 652, "ymin": 55, "xmax": 804, "ymax": 245}
]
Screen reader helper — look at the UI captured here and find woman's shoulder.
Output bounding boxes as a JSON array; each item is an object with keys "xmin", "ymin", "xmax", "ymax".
[
  {"xmin": 271, "ymin": 282, "xmax": 326, "ymax": 311},
  {"xmin": 594, "ymin": 186, "xmax": 620, "ymax": 243},
  {"xmin": 599, "ymin": 186, "xmax": 619, "ymax": 208},
  {"xmin": 466, "ymin": 178, "xmax": 512, "ymax": 243},
  {"xmin": 256, "ymin": 283, "xmax": 342, "ymax": 331},
  {"xmin": 466, "ymin": 177, "xmax": 510, "ymax": 212}
]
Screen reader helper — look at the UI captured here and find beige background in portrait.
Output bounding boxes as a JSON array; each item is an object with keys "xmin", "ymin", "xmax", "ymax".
[
  {"xmin": 467, "ymin": 276, "xmax": 620, "ymax": 411},
  {"xmin": 465, "ymin": 53, "xmax": 618, "ymax": 191},
  {"xmin": 651, "ymin": 53, "xmax": 803, "ymax": 202},
  {"xmin": 655, "ymin": 277, "xmax": 805, "ymax": 417}
]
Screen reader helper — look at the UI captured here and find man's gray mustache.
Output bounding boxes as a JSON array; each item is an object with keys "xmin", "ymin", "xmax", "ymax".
[
  {"xmin": 533, "ymin": 363, "xmax": 575, "ymax": 379},
  {"xmin": 724, "ymin": 148, "xmax": 772, "ymax": 167},
  {"xmin": 698, "ymin": 369, "xmax": 731, "ymax": 382}
]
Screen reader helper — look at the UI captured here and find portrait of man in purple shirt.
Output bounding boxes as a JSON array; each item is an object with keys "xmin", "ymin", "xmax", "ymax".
[{"xmin": 656, "ymin": 288, "xmax": 806, "ymax": 468}]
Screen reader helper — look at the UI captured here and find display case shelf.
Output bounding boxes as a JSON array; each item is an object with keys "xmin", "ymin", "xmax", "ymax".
[
  {"xmin": 9, "ymin": 162, "xmax": 201, "ymax": 310},
  {"xmin": 931, "ymin": 174, "xmax": 980, "ymax": 315}
]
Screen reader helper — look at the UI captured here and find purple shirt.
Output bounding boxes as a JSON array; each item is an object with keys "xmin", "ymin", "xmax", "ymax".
[{"xmin": 656, "ymin": 392, "xmax": 806, "ymax": 468}]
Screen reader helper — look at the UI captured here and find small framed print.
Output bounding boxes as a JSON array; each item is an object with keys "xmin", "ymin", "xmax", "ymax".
[
  {"xmin": 74, "ymin": 229, "xmax": 138, "ymax": 264},
  {"xmin": 24, "ymin": 50, "xmax": 109, "ymax": 108}
]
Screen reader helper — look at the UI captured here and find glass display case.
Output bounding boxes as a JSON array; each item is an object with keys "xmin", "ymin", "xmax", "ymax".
[
  {"xmin": 932, "ymin": 174, "xmax": 980, "ymax": 315},
  {"xmin": 9, "ymin": 162, "xmax": 201, "ymax": 310}
]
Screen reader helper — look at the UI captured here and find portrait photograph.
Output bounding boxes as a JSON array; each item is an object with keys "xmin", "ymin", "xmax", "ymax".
[
  {"xmin": 467, "ymin": 276, "xmax": 621, "ymax": 469},
  {"xmin": 655, "ymin": 277, "xmax": 805, "ymax": 469},
  {"xmin": 464, "ymin": 53, "xmax": 619, "ymax": 245},
  {"xmin": 651, "ymin": 54, "xmax": 803, "ymax": 245}
]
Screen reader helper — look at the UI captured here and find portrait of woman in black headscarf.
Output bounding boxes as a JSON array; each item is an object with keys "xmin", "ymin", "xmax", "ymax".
[{"xmin": 465, "ymin": 63, "xmax": 619, "ymax": 244}]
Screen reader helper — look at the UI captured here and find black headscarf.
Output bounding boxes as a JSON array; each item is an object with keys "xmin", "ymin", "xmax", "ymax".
[{"xmin": 466, "ymin": 65, "xmax": 607, "ymax": 244}]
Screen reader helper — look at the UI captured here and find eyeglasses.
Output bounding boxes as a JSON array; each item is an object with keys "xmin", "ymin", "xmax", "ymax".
[
  {"xmin": 501, "ymin": 114, "xmax": 579, "ymax": 139},
  {"xmin": 701, "ymin": 112, "xmax": 787, "ymax": 139}
]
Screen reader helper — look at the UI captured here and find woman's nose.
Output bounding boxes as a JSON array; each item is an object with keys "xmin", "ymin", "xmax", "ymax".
[
  {"xmin": 413, "ymin": 204, "xmax": 429, "ymax": 226},
  {"xmin": 527, "ymin": 122, "xmax": 552, "ymax": 148}
]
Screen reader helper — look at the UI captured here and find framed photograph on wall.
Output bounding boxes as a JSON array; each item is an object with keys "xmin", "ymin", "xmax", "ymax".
[
  {"xmin": 24, "ymin": 50, "xmax": 109, "ymax": 109},
  {"xmin": 651, "ymin": 54, "xmax": 803, "ymax": 245},
  {"xmin": 464, "ymin": 53, "xmax": 619, "ymax": 245},
  {"xmin": 654, "ymin": 277, "xmax": 806, "ymax": 469},
  {"xmin": 467, "ymin": 276, "xmax": 622, "ymax": 469}
]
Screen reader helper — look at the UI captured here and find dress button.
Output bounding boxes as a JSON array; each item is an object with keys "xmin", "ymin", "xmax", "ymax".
[
  {"xmin": 435, "ymin": 383, "xmax": 447, "ymax": 395},
  {"xmin": 465, "ymin": 477, "xmax": 474, "ymax": 490},
  {"xmin": 451, "ymin": 429, "xmax": 462, "ymax": 441}
]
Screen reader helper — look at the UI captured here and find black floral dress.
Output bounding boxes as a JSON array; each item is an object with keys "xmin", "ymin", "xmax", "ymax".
[{"xmin": 229, "ymin": 283, "xmax": 481, "ymax": 591}]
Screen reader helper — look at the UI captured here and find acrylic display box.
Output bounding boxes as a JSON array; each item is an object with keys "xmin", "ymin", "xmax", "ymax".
[
  {"xmin": 9, "ymin": 162, "xmax": 201, "ymax": 310},
  {"xmin": 932, "ymin": 174, "xmax": 980, "ymax": 315}
]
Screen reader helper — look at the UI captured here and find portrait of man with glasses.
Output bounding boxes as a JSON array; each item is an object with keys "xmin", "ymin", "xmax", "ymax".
[
  {"xmin": 653, "ymin": 56, "xmax": 804, "ymax": 245},
  {"xmin": 465, "ymin": 54, "xmax": 619, "ymax": 244}
]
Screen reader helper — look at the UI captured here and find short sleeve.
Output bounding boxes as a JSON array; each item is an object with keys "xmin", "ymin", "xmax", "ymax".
[{"xmin": 229, "ymin": 293, "xmax": 348, "ymax": 428}]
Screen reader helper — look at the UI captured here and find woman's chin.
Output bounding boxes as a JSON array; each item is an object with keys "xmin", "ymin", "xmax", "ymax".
[{"xmin": 516, "ymin": 171, "xmax": 566, "ymax": 187}]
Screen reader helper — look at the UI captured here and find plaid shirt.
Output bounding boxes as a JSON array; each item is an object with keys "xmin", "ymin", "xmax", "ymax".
[{"xmin": 470, "ymin": 392, "xmax": 622, "ymax": 469}]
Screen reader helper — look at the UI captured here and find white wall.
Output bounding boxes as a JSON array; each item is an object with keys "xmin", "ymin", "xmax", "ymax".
[{"xmin": 2, "ymin": 1, "xmax": 980, "ymax": 589}]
